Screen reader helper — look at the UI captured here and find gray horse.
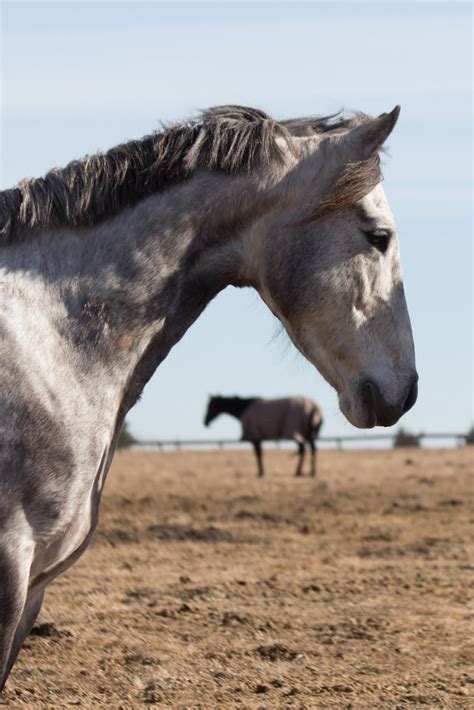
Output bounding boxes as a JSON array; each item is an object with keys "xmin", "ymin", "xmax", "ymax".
[
  {"xmin": 0, "ymin": 104, "xmax": 417, "ymax": 687},
  {"xmin": 204, "ymin": 395, "xmax": 323, "ymax": 477}
]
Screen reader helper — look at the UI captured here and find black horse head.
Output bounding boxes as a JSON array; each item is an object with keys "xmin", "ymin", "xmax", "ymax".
[
  {"xmin": 204, "ymin": 395, "xmax": 222, "ymax": 426},
  {"xmin": 204, "ymin": 395, "xmax": 259, "ymax": 426}
]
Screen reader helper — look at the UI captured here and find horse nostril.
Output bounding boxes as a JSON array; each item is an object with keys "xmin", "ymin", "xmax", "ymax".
[
  {"xmin": 360, "ymin": 374, "xmax": 418, "ymax": 426},
  {"xmin": 402, "ymin": 375, "xmax": 418, "ymax": 414},
  {"xmin": 360, "ymin": 379, "xmax": 377, "ymax": 426},
  {"xmin": 361, "ymin": 380, "xmax": 376, "ymax": 409},
  {"xmin": 359, "ymin": 378, "xmax": 401, "ymax": 427}
]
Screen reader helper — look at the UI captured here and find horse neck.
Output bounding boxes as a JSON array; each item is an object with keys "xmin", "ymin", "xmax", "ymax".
[
  {"xmin": 217, "ymin": 398, "xmax": 257, "ymax": 420},
  {"xmin": 5, "ymin": 171, "xmax": 270, "ymax": 448}
]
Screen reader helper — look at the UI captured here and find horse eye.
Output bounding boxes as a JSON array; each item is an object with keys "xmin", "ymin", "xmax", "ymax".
[{"xmin": 363, "ymin": 229, "xmax": 391, "ymax": 254}]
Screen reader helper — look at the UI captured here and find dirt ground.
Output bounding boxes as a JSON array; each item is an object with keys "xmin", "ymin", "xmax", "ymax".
[{"xmin": 1, "ymin": 447, "xmax": 473, "ymax": 709}]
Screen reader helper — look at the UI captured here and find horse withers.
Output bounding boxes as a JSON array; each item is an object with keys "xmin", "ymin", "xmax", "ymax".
[
  {"xmin": 0, "ymin": 104, "xmax": 417, "ymax": 687},
  {"xmin": 204, "ymin": 395, "xmax": 323, "ymax": 476}
]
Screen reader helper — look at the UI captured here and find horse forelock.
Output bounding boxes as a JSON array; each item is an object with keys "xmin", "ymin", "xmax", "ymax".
[
  {"xmin": 0, "ymin": 106, "xmax": 381, "ymax": 243},
  {"xmin": 295, "ymin": 152, "xmax": 383, "ymax": 226}
]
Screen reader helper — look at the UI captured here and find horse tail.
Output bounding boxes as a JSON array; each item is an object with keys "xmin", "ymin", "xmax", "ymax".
[{"xmin": 308, "ymin": 406, "xmax": 323, "ymax": 440}]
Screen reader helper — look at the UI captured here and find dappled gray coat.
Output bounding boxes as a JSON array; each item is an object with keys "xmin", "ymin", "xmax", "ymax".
[{"xmin": 240, "ymin": 397, "xmax": 321, "ymax": 443}]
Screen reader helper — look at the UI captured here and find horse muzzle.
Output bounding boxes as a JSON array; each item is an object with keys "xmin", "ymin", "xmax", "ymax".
[
  {"xmin": 358, "ymin": 374, "xmax": 418, "ymax": 427},
  {"xmin": 339, "ymin": 372, "xmax": 418, "ymax": 428}
]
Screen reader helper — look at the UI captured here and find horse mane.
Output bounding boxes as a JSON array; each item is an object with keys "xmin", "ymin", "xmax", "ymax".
[{"xmin": 0, "ymin": 106, "xmax": 381, "ymax": 242}]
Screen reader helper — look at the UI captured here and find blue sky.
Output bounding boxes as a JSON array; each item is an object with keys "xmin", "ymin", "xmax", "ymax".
[{"xmin": 1, "ymin": 1, "xmax": 472, "ymax": 442}]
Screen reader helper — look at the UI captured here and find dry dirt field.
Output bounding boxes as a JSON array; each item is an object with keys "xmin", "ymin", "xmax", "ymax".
[{"xmin": 1, "ymin": 447, "xmax": 473, "ymax": 709}]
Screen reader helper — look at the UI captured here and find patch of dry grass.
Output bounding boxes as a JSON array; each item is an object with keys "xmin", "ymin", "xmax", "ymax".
[{"xmin": 1, "ymin": 448, "xmax": 473, "ymax": 708}]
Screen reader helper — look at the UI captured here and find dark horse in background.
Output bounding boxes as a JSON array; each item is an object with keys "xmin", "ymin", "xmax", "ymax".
[{"xmin": 204, "ymin": 396, "xmax": 323, "ymax": 477}]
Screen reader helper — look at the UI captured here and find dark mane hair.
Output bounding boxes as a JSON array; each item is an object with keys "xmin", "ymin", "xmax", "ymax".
[{"xmin": 0, "ymin": 106, "xmax": 381, "ymax": 242}]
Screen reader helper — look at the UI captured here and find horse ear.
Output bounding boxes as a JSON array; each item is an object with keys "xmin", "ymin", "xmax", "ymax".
[{"xmin": 338, "ymin": 105, "xmax": 400, "ymax": 161}]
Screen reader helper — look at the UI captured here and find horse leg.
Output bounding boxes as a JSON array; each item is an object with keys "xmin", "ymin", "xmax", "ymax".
[
  {"xmin": 295, "ymin": 442, "xmax": 305, "ymax": 476},
  {"xmin": 253, "ymin": 441, "xmax": 264, "ymax": 477},
  {"xmin": 2, "ymin": 588, "xmax": 45, "ymax": 687},
  {"xmin": 309, "ymin": 439, "xmax": 317, "ymax": 477},
  {"xmin": 0, "ymin": 545, "xmax": 31, "ymax": 690}
]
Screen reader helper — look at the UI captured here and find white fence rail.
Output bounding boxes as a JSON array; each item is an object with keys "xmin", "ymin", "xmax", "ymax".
[{"xmin": 128, "ymin": 432, "xmax": 469, "ymax": 451}]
